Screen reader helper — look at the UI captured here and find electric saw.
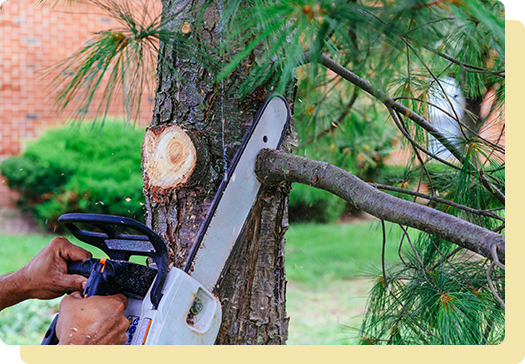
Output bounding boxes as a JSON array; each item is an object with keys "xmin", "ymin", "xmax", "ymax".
[{"xmin": 41, "ymin": 94, "xmax": 290, "ymax": 345}]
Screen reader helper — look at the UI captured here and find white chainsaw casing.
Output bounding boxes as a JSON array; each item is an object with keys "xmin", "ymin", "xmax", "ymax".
[{"xmin": 124, "ymin": 265, "xmax": 222, "ymax": 345}]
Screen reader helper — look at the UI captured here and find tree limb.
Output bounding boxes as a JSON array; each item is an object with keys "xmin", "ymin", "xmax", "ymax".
[{"xmin": 255, "ymin": 149, "xmax": 505, "ymax": 264}]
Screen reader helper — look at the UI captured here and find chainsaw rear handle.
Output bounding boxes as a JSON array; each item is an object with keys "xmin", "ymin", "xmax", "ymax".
[
  {"xmin": 58, "ymin": 213, "xmax": 168, "ymax": 309},
  {"xmin": 42, "ymin": 214, "xmax": 166, "ymax": 346},
  {"xmin": 41, "ymin": 315, "xmax": 60, "ymax": 345},
  {"xmin": 67, "ymin": 260, "xmax": 89, "ymax": 276}
]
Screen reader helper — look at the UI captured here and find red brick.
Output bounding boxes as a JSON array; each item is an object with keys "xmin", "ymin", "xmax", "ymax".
[{"xmin": 1, "ymin": 0, "xmax": 157, "ymax": 206}]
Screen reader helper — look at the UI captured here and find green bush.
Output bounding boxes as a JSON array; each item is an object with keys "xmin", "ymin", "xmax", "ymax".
[
  {"xmin": 288, "ymin": 183, "xmax": 346, "ymax": 223},
  {"xmin": 1, "ymin": 121, "xmax": 146, "ymax": 231}
]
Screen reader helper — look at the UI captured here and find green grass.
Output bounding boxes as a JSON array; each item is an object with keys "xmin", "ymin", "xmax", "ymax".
[
  {"xmin": 0, "ymin": 219, "xmax": 400, "ymax": 344},
  {"xmin": 285, "ymin": 220, "xmax": 402, "ymax": 286},
  {"xmin": 284, "ymin": 219, "xmax": 402, "ymax": 344},
  {"xmin": 0, "ymin": 298, "xmax": 61, "ymax": 345},
  {"xmin": 0, "ymin": 234, "xmax": 56, "ymax": 275},
  {"xmin": 286, "ymin": 279, "xmax": 373, "ymax": 345}
]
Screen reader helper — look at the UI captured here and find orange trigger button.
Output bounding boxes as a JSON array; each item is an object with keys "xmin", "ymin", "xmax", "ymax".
[{"xmin": 99, "ymin": 258, "xmax": 107, "ymax": 273}]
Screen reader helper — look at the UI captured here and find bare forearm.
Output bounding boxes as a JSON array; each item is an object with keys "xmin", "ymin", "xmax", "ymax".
[
  {"xmin": 1, "ymin": 238, "xmax": 91, "ymax": 312},
  {"xmin": 0, "ymin": 271, "xmax": 31, "ymax": 311}
]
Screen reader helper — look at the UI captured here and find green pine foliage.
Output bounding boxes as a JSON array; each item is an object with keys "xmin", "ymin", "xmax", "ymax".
[
  {"xmin": 217, "ymin": 0, "xmax": 506, "ymax": 345},
  {"xmin": 37, "ymin": 0, "xmax": 505, "ymax": 344},
  {"xmin": 1, "ymin": 121, "xmax": 145, "ymax": 231},
  {"xmin": 359, "ymin": 233, "xmax": 504, "ymax": 345},
  {"xmin": 43, "ymin": 0, "xmax": 218, "ymax": 122}
]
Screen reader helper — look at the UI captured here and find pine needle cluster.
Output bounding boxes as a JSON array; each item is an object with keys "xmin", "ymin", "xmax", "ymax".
[
  {"xmin": 358, "ymin": 229, "xmax": 504, "ymax": 345},
  {"xmin": 41, "ymin": 0, "xmax": 218, "ymax": 122}
]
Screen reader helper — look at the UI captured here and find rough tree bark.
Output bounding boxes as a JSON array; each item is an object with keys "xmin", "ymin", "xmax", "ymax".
[{"xmin": 142, "ymin": 1, "xmax": 294, "ymax": 344}]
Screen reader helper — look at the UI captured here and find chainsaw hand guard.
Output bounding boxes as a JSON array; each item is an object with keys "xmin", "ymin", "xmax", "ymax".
[{"xmin": 58, "ymin": 213, "xmax": 168, "ymax": 308}]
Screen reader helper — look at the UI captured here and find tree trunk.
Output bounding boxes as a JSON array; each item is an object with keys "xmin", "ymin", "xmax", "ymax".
[{"xmin": 142, "ymin": 0, "xmax": 294, "ymax": 344}]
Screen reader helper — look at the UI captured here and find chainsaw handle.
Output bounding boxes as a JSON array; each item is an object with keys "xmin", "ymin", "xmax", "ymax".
[
  {"xmin": 67, "ymin": 260, "xmax": 90, "ymax": 276},
  {"xmin": 41, "ymin": 315, "xmax": 60, "ymax": 345},
  {"xmin": 58, "ymin": 213, "xmax": 168, "ymax": 309}
]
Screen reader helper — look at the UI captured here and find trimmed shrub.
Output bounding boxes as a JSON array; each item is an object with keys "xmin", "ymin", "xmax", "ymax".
[
  {"xmin": 288, "ymin": 183, "xmax": 346, "ymax": 223},
  {"xmin": 1, "ymin": 120, "xmax": 146, "ymax": 231}
]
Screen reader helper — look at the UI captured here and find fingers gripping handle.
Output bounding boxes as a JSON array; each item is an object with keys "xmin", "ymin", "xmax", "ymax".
[{"xmin": 41, "ymin": 259, "xmax": 117, "ymax": 345}]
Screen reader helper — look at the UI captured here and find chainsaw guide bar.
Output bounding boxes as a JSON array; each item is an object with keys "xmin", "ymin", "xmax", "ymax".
[{"xmin": 184, "ymin": 94, "xmax": 291, "ymax": 292}]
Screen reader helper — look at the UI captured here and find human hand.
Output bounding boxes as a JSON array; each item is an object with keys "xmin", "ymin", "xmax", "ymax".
[
  {"xmin": 56, "ymin": 291, "xmax": 129, "ymax": 345},
  {"xmin": 16, "ymin": 236, "xmax": 92, "ymax": 300}
]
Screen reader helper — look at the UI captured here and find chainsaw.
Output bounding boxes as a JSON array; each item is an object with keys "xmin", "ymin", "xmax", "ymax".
[{"xmin": 41, "ymin": 94, "xmax": 291, "ymax": 345}]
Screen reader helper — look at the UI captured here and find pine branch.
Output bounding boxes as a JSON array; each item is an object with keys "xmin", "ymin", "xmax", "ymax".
[
  {"xmin": 303, "ymin": 52, "xmax": 505, "ymax": 206},
  {"xmin": 369, "ymin": 183, "xmax": 504, "ymax": 221},
  {"xmin": 487, "ymin": 244, "xmax": 505, "ymax": 309},
  {"xmin": 391, "ymin": 108, "xmax": 435, "ymax": 198},
  {"xmin": 379, "ymin": 221, "xmax": 437, "ymax": 342},
  {"xmin": 255, "ymin": 149, "xmax": 505, "ymax": 264},
  {"xmin": 362, "ymin": 8, "xmax": 505, "ymax": 78},
  {"xmin": 421, "ymin": 44, "xmax": 505, "ymax": 78},
  {"xmin": 393, "ymin": 96, "xmax": 505, "ymax": 154},
  {"xmin": 306, "ymin": 87, "xmax": 359, "ymax": 145}
]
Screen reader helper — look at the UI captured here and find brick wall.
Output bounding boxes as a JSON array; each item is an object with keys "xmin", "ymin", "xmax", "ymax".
[{"xmin": 0, "ymin": 0, "xmax": 156, "ymax": 207}]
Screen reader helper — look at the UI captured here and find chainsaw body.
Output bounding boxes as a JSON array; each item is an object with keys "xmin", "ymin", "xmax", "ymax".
[
  {"xmin": 41, "ymin": 94, "xmax": 290, "ymax": 345},
  {"xmin": 125, "ymin": 266, "xmax": 221, "ymax": 345},
  {"xmin": 66, "ymin": 259, "xmax": 222, "ymax": 344},
  {"xmin": 42, "ymin": 214, "xmax": 221, "ymax": 345}
]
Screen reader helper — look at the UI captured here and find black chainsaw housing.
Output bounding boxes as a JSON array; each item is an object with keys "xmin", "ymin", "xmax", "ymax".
[{"xmin": 58, "ymin": 213, "xmax": 168, "ymax": 308}]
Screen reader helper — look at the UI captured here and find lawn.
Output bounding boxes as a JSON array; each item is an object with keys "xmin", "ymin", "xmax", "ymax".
[
  {"xmin": 285, "ymin": 220, "xmax": 402, "ymax": 285},
  {"xmin": 284, "ymin": 219, "xmax": 402, "ymax": 344},
  {"xmin": 0, "ymin": 219, "xmax": 401, "ymax": 345}
]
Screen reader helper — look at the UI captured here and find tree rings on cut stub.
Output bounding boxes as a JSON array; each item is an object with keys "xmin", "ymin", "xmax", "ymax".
[{"xmin": 142, "ymin": 124, "xmax": 197, "ymax": 197}]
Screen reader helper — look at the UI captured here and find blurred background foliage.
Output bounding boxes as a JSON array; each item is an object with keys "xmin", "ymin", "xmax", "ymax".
[{"xmin": 1, "ymin": 121, "xmax": 145, "ymax": 231}]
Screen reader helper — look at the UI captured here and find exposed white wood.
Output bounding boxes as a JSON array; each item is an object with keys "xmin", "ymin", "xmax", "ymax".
[{"xmin": 142, "ymin": 125, "xmax": 197, "ymax": 191}]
